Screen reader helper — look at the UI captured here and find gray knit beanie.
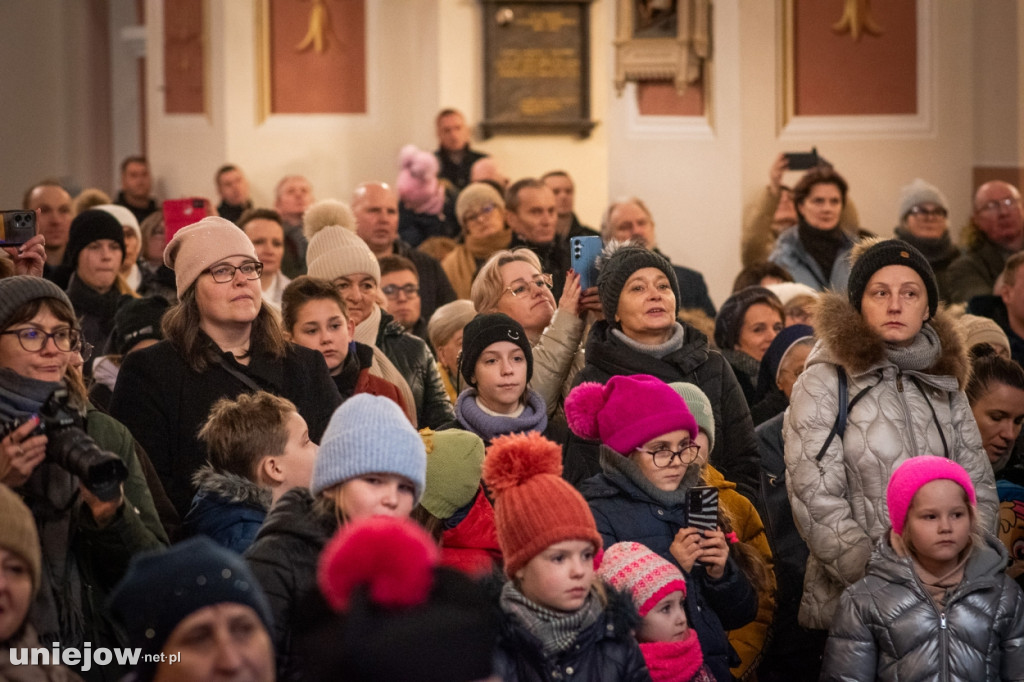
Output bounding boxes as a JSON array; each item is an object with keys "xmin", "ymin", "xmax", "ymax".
[
  {"xmin": 311, "ymin": 394, "xmax": 426, "ymax": 501},
  {"xmin": 0, "ymin": 276, "xmax": 75, "ymax": 332},
  {"xmin": 596, "ymin": 245, "xmax": 680, "ymax": 323},
  {"xmin": 897, "ymin": 178, "xmax": 948, "ymax": 221},
  {"xmin": 668, "ymin": 382, "xmax": 715, "ymax": 453}
]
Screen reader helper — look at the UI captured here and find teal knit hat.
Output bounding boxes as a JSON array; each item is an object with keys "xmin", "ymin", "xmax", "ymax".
[{"xmin": 311, "ymin": 395, "xmax": 427, "ymax": 502}]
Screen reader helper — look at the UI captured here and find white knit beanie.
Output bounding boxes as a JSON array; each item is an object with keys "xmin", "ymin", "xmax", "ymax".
[
  {"xmin": 304, "ymin": 199, "xmax": 380, "ymax": 284},
  {"xmin": 163, "ymin": 216, "xmax": 258, "ymax": 297}
]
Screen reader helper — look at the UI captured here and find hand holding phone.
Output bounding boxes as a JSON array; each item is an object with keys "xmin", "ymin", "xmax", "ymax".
[{"xmin": 570, "ymin": 236, "xmax": 602, "ymax": 290}]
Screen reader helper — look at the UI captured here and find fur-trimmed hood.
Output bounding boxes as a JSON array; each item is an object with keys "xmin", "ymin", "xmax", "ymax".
[
  {"xmin": 810, "ymin": 290, "xmax": 970, "ymax": 388},
  {"xmin": 191, "ymin": 464, "xmax": 272, "ymax": 509}
]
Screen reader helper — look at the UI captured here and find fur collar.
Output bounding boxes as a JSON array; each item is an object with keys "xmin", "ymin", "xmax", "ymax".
[
  {"xmin": 813, "ymin": 291, "xmax": 969, "ymax": 388},
  {"xmin": 191, "ymin": 464, "xmax": 272, "ymax": 509}
]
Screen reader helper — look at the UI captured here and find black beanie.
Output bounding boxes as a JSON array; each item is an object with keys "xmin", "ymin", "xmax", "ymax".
[
  {"xmin": 65, "ymin": 209, "xmax": 126, "ymax": 269},
  {"xmin": 596, "ymin": 245, "xmax": 681, "ymax": 323},
  {"xmin": 847, "ymin": 239, "xmax": 938, "ymax": 318},
  {"xmin": 459, "ymin": 312, "xmax": 533, "ymax": 387},
  {"xmin": 714, "ymin": 286, "xmax": 783, "ymax": 351},
  {"xmin": 112, "ymin": 297, "xmax": 170, "ymax": 355}
]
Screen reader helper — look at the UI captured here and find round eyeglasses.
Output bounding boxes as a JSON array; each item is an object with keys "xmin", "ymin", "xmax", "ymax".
[
  {"xmin": 504, "ymin": 274, "xmax": 553, "ymax": 298},
  {"xmin": 635, "ymin": 443, "xmax": 701, "ymax": 468},
  {"xmin": 0, "ymin": 327, "xmax": 81, "ymax": 353},
  {"xmin": 977, "ymin": 196, "xmax": 1021, "ymax": 216},
  {"xmin": 206, "ymin": 261, "xmax": 263, "ymax": 283}
]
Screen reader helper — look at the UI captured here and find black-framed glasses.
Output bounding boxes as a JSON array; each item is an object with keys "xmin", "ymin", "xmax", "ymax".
[
  {"xmin": 504, "ymin": 274, "xmax": 553, "ymax": 298},
  {"xmin": 977, "ymin": 196, "xmax": 1020, "ymax": 215},
  {"xmin": 0, "ymin": 327, "xmax": 81, "ymax": 353},
  {"xmin": 206, "ymin": 261, "xmax": 263, "ymax": 283},
  {"xmin": 907, "ymin": 205, "xmax": 948, "ymax": 219},
  {"xmin": 382, "ymin": 283, "xmax": 420, "ymax": 299},
  {"xmin": 464, "ymin": 203, "xmax": 498, "ymax": 224},
  {"xmin": 636, "ymin": 443, "xmax": 701, "ymax": 468}
]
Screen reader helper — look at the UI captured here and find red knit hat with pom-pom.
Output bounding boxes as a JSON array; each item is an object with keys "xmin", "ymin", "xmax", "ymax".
[
  {"xmin": 564, "ymin": 374, "xmax": 698, "ymax": 456},
  {"xmin": 482, "ymin": 432, "xmax": 602, "ymax": 578},
  {"xmin": 318, "ymin": 516, "xmax": 440, "ymax": 612}
]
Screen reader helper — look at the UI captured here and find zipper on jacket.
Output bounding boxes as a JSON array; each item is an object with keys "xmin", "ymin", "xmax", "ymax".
[
  {"xmin": 894, "ymin": 369, "xmax": 920, "ymax": 457},
  {"xmin": 939, "ymin": 611, "xmax": 949, "ymax": 681}
]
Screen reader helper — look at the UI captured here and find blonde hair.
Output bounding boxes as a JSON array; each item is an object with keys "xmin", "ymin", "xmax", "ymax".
[{"xmin": 470, "ymin": 248, "xmax": 546, "ymax": 313}]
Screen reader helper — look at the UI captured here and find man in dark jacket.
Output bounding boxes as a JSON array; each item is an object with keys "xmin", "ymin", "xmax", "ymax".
[
  {"xmin": 434, "ymin": 108, "xmax": 487, "ymax": 191},
  {"xmin": 506, "ymin": 178, "xmax": 572, "ymax": 299}
]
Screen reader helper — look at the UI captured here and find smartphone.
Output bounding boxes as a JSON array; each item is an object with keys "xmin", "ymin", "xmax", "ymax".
[
  {"xmin": 0, "ymin": 210, "xmax": 37, "ymax": 247},
  {"xmin": 784, "ymin": 147, "xmax": 820, "ymax": 171},
  {"xmin": 570, "ymin": 235, "xmax": 603, "ymax": 289},
  {"xmin": 687, "ymin": 486, "xmax": 719, "ymax": 532},
  {"xmin": 162, "ymin": 198, "xmax": 212, "ymax": 245}
]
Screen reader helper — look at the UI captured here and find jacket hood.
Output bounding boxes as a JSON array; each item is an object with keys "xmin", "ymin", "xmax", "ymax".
[
  {"xmin": 191, "ymin": 464, "xmax": 272, "ymax": 509},
  {"xmin": 811, "ymin": 291, "xmax": 969, "ymax": 387},
  {"xmin": 867, "ymin": 531, "xmax": 1009, "ymax": 588}
]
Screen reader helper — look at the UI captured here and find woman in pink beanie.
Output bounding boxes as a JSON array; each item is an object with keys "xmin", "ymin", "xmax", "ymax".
[{"xmin": 821, "ymin": 455, "xmax": 1024, "ymax": 681}]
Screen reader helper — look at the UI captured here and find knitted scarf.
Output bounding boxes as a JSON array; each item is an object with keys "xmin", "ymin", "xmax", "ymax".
[
  {"xmin": 455, "ymin": 388, "xmax": 547, "ymax": 442},
  {"xmin": 443, "ymin": 229, "xmax": 512, "ymax": 299},
  {"xmin": 353, "ymin": 304, "xmax": 383, "ymax": 346},
  {"xmin": 798, "ymin": 218, "xmax": 845, "ymax": 282},
  {"xmin": 500, "ymin": 581, "xmax": 603, "ymax": 658},
  {"xmin": 611, "ymin": 322, "xmax": 686, "ymax": 360},
  {"xmin": 885, "ymin": 323, "xmax": 941, "ymax": 372},
  {"xmin": 894, "ymin": 226, "xmax": 960, "ymax": 272},
  {"xmin": 599, "ymin": 446, "xmax": 701, "ymax": 507},
  {"xmin": 890, "ymin": 531, "xmax": 971, "ymax": 609},
  {"xmin": 640, "ymin": 630, "xmax": 709, "ymax": 682}
]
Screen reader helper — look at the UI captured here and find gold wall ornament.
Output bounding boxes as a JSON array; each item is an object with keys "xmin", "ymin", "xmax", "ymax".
[
  {"xmin": 832, "ymin": 0, "xmax": 883, "ymax": 41},
  {"xmin": 295, "ymin": 0, "xmax": 332, "ymax": 54}
]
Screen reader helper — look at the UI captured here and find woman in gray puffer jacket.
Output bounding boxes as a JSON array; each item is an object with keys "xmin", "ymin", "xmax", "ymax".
[{"xmin": 784, "ymin": 239, "xmax": 999, "ymax": 631}]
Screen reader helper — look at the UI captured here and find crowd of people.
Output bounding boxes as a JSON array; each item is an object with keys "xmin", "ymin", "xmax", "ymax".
[{"xmin": 2, "ymin": 108, "xmax": 1024, "ymax": 681}]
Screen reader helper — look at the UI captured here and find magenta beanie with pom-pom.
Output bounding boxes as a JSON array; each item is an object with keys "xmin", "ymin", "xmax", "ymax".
[
  {"xmin": 886, "ymin": 456, "xmax": 977, "ymax": 534},
  {"xmin": 564, "ymin": 374, "xmax": 698, "ymax": 456}
]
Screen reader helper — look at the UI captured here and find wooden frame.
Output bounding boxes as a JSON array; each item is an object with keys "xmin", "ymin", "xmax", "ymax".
[{"xmin": 613, "ymin": 0, "xmax": 710, "ymax": 96}]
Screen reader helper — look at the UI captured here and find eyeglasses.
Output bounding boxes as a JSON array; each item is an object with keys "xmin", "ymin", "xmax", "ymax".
[
  {"xmin": 635, "ymin": 443, "xmax": 701, "ymax": 468},
  {"xmin": 504, "ymin": 274, "xmax": 553, "ymax": 298},
  {"xmin": 907, "ymin": 205, "xmax": 948, "ymax": 219},
  {"xmin": 464, "ymin": 203, "xmax": 498, "ymax": 224},
  {"xmin": 977, "ymin": 197, "xmax": 1020, "ymax": 215},
  {"xmin": 206, "ymin": 261, "xmax": 263, "ymax": 283},
  {"xmin": 382, "ymin": 283, "xmax": 420, "ymax": 299},
  {"xmin": 0, "ymin": 327, "xmax": 81, "ymax": 353}
]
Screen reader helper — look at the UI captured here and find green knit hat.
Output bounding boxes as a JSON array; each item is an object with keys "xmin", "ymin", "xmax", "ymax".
[
  {"xmin": 668, "ymin": 382, "xmax": 715, "ymax": 453},
  {"xmin": 419, "ymin": 428, "xmax": 486, "ymax": 519}
]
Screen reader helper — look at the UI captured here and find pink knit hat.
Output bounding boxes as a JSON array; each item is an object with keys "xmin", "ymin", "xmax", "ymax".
[
  {"xmin": 565, "ymin": 374, "xmax": 698, "ymax": 455},
  {"xmin": 164, "ymin": 216, "xmax": 258, "ymax": 297},
  {"xmin": 597, "ymin": 542, "xmax": 687, "ymax": 617},
  {"xmin": 886, "ymin": 456, "xmax": 977, "ymax": 534}
]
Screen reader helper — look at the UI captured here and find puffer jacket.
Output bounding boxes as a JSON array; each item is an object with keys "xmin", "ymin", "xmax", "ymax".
[
  {"xmin": 182, "ymin": 465, "xmax": 270, "ymax": 554},
  {"xmin": 768, "ymin": 224, "xmax": 855, "ymax": 292},
  {"xmin": 245, "ymin": 487, "xmax": 336, "ymax": 680},
  {"xmin": 567, "ymin": 320, "xmax": 760, "ymax": 499},
  {"xmin": 529, "ymin": 308, "xmax": 585, "ymax": 418},
  {"xmin": 784, "ymin": 293, "xmax": 999, "ymax": 629},
  {"xmin": 493, "ymin": 586, "xmax": 652, "ymax": 682},
  {"xmin": 375, "ymin": 309, "xmax": 454, "ymax": 429},
  {"xmin": 821, "ymin": 533, "xmax": 1024, "ymax": 682}
]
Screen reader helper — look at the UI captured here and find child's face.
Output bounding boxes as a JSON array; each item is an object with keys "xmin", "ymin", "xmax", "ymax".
[
  {"xmin": 515, "ymin": 540, "xmax": 596, "ymax": 612},
  {"xmin": 472, "ymin": 341, "xmax": 528, "ymax": 414},
  {"xmin": 636, "ymin": 590, "xmax": 688, "ymax": 643},
  {"xmin": 902, "ymin": 479, "xmax": 973, "ymax": 575},
  {"xmin": 334, "ymin": 473, "xmax": 416, "ymax": 523},
  {"xmin": 629, "ymin": 429, "xmax": 697, "ymax": 491},
  {"xmin": 288, "ymin": 299, "xmax": 353, "ymax": 373},
  {"xmin": 278, "ymin": 412, "xmax": 317, "ymax": 490}
]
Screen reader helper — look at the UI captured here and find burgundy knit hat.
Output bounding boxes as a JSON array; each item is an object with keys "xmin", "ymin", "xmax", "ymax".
[
  {"xmin": 482, "ymin": 432, "xmax": 602, "ymax": 579},
  {"xmin": 886, "ymin": 456, "xmax": 977, "ymax": 534},
  {"xmin": 597, "ymin": 542, "xmax": 686, "ymax": 617},
  {"xmin": 564, "ymin": 374, "xmax": 698, "ymax": 455}
]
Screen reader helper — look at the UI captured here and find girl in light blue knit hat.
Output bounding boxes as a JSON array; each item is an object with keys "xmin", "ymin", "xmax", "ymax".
[{"xmin": 245, "ymin": 393, "xmax": 426, "ymax": 679}]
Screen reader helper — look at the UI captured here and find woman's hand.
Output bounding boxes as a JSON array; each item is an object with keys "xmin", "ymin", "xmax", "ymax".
[
  {"xmin": 769, "ymin": 153, "xmax": 789, "ymax": 196},
  {"xmin": 80, "ymin": 482, "xmax": 124, "ymax": 528},
  {"xmin": 2, "ymin": 234, "xmax": 47, "ymax": 278},
  {"xmin": 558, "ymin": 269, "xmax": 582, "ymax": 317},
  {"xmin": 670, "ymin": 527, "xmax": 703, "ymax": 573},
  {"xmin": 0, "ymin": 417, "xmax": 47, "ymax": 487},
  {"xmin": 697, "ymin": 528, "xmax": 729, "ymax": 580},
  {"xmin": 578, "ymin": 286, "xmax": 603, "ymax": 320}
]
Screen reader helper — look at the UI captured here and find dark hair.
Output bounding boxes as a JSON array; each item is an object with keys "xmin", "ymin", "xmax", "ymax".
[
  {"xmin": 198, "ymin": 392, "xmax": 297, "ymax": 481},
  {"xmin": 732, "ymin": 262, "xmax": 794, "ymax": 292},
  {"xmin": 280, "ymin": 276, "xmax": 349, "ymax": 334},
  {"xmin": 162, "ymin": 283, "xmax": 287, "ymax": 373},
  {"xmin": 215, "ymin": 164, "xmax": 239, "ymax": 184},
  {"xmin": 435, "ymin": 108, "xmax": 463, "ymax": 126},
  {"xmin": 966, "ymin": 345, "xmax": 1024, "ymax": 405},
  {"xmin": 792, "ymin": 166, "xmax": 848, "ymax": 209},
  {"xmin": 237, "ymin": 207, "xmax": 283, "ymax": 231},
  {"xmin": 22, "ymin": 178, "xmax": 67, "ymax": 210},
  {"xmin": 4, "ymin": 297, "xmax": 78, "ymax": 333},
  {"xmin": 120, "ymin": 155, "xmax": 148, "ymax": 174},
  {"xmin": 714, "ymin": 286, "xmax": 785, "ymax": 351},
  {"xmin": 540, "ymin": 170, "xmax": 570, "ymax": 182},
  {"xmin": 504, "ymin": 178, "xmax": 546, "ymax": 214},
  {"xmin": 379, "ymin": 255, "xmax": 418, "ymax": 279}
]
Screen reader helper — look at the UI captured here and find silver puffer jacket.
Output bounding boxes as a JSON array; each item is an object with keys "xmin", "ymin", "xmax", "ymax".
[
  {"xmin": 784, "ymin": 293, "xmax": 999, "ymax": 629},
  {"xmin": 821, "ymin": 533, "xmax": 1024, "ymax": 682}
]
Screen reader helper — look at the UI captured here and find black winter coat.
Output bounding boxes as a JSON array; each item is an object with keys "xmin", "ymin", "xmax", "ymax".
[
  {"xmin": 375, "ymin": 310, "xmax": 455, "ymax": 429},
  {"xmin": 110, "ymin": 338, "xmax": 341, "ymax": 517},
  {"xmin": 567, "ymin": 321, "xmax": 760, "ymax": 500},
  {"xmin": 493, "ymin": 587, "xmax": 652, "ymax": 682},
  {"xmin": 581, "ymin": 469, "xmax": 758, "ymax": 682},
  {"xmin": 245, "ymin": 488, "xmax": 337, "ymax": 681}
]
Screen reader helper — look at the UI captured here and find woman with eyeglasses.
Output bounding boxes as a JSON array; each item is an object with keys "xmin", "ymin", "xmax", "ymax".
[
  {"xmin": 472, "ymin": 248, "xmax": 585, "ymax": 418},
  {"xmin": 0, "ymin": 275, "xmax": 168, "ymax": 665},
  {"xmin": 892, "ymin": 178, "xmax": 959, "ymax": 301},
  {"xmin": 565, "ymin": 374, "xmax": 758, "ymax": 682},
  {"xmin": 768, "ymin": 166, "xmax": 859, "ymax": 292},
  {"xmin": 441, "ymin": 182, "xmax": 512, "ymax": 299},
  {"xmin": 110, "ymin": 217, "xmax": 342, "ymax": 519}
]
